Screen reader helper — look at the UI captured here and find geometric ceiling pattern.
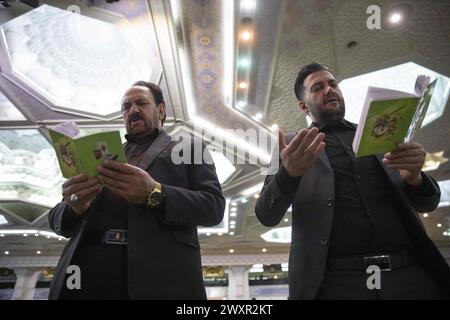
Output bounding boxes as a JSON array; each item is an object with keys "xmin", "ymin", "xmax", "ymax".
[
  {"xmin": 1, "ymin": 0, "xmax": 450, "ymax": 260},
  {"xmin": 0, "ymin": 5, "xmax": 155, "ymax": 120}
]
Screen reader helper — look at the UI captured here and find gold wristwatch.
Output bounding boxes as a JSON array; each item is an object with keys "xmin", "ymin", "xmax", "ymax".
[{"xmin": 146, "ymin": 182, "xmax": 164, "ymax": 208}]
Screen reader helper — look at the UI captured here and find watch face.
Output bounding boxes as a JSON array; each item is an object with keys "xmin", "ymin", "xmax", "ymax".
[
  {"xmin": 150, "ymin": 192, "xmax": 162, "ymax": 202},
  {"xmin": 149, "ymin": 192, "xmax": 163, "ymax": 206}
]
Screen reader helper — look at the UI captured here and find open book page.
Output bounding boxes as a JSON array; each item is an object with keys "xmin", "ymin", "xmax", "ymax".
[
  {"xmin": 406, "ymin": 78, "xmax": 437, "ymax": 141},
  {"xmin": 49, "ymin": 121, "xmax": 80, "ymax": 138},
  {"xmin": 414, "ymin": 75, "xmax": 431, "ymax": 96}
]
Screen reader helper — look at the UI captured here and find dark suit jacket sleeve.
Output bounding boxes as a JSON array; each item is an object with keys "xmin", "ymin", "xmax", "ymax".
[
  {"xmin": 48, "ymin": 201, "xmax": 87, "ymax": 238},
  {"xmin": 255, "ymin": 133, "xmax": 300, "ymax": 227},
  {"xmin": 403, "ymin": 171, "xmax": 441, "ymax": 212},
  {"xmin": 158, "ymin": 144, "xmax": 225, "ymax": 227}
]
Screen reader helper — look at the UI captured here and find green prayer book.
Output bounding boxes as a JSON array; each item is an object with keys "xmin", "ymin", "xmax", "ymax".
[
  {"xmin": 48, "ymin": 122, "xmax": 126, "ymax": 178},
  {"xmin": 352, "ymin": 75, "xmax": 437, "ymax": 158}
]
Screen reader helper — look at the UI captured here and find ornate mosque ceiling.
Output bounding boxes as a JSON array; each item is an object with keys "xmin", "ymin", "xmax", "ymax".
[{"xmin": 0, "ymin": 0, "xmax": 449, "ymax": 260}]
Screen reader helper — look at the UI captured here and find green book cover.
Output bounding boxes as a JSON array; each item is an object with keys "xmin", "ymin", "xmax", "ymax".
[
  {"xmin": 48, "ymin": 122, "xmax": 126, "ymax": 178},
  {"xmin": 353, "ymin": 76, "xmax": 436, "ymax": 158},
  {"xmin": 354, "ymin": 97, "xmax": 419, "ymax": 158}
]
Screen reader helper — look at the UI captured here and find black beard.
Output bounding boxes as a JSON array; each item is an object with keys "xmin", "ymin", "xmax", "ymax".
[{"xmin": 309, "ymin": 100, "xmax": 345, "ymax": 124}]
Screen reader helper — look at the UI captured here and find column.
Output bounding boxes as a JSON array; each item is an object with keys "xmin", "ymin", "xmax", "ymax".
[
  {"xmin": 226, "ymin": 266, "xmax": 250, "ymax": 300},
  {"xmin": 11, "ymin": 268, "xmax": 42, "ymax": 300}
]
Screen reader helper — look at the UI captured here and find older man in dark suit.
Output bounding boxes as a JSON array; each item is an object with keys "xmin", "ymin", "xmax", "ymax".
[
  {"xmin": 49, "ymin": 81, "xmax": 225, "ymax": 299},
  {"xmin": 255, "ymin": 63, "xmax": 450, "ymax": 299}
]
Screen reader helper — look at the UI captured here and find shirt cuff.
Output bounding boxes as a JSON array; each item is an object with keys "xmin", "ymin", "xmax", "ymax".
[
  {"xmin": 275, "ymin": 165, "xmax": 301, "ymax": 193},
  {"xmin": 405, "ymin": 172, "xmax": 434, "ymax": 197},
  {"xmin": 62, "ymin": 203, "xmax": 84, "ymax": 229}
]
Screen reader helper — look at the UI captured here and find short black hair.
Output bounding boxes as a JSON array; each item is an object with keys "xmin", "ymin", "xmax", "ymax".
[
  {"xmin": 132, "ymin": 80, "xmax": 166, "ymax": 125},
  {"xmin": 294, "ymin": 63, "xmax": 333, "ymax": 100}
]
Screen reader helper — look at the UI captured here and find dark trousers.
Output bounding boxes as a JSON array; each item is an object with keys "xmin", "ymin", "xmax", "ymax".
[
  {"xmin": 316, "ymin": 265, "xmax": 448, "ymax": 300},
  {"xmin": 59, "ymin": 244, "xmax": 129, "ymax": 300}
]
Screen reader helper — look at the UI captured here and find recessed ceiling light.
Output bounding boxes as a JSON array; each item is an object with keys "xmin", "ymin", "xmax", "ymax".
[
  {"xmin": 231, "ymin": 202, "xmax": 237, "ymax": 207},
  {"xmin": 389, "ymin": 12, "xmax": 402, "ymax": 24},
  {"xmin": 239, "ymin": 82, "xmax": 249, "ymax": 89},
  {"xmin": 284, "ymin": 218, "xmax": 289, "ymax": 222},
  {"xmin": 206, "ymin": 233, "xmax": 211, "ymax": 236},
  {"xmin": 237, "ymin": 101, "xmax": 246, "ymax": 108},
  {"xmin": 230, "ymin": 221, "xmax": 236, "ymax": 225},
  {"xmin": 34, "ymin": 233, "xmax": 39, "ymax": 237},
  {"xmin": 437, "ymin": 223, "xmax": 442, "ymax": 228},
  {"xmin": 383, "ymin": 4, "xmax": 413, "ymax": 29},
  {"xmin": 23, "ymin": 233, "xmax": 28, "ymax": 237},
  {"xmin": 254, "ymin": 193, "xmax": 260, "ymax": 199},
  {"xmin": 271, "ymin": 124, "xmax": 279, "ymax": 130},
  {"xmin": 0, "ymin": 234, "xmax": 4, "ymax": 237},
  {"xmin": 241, "ymin": 31, "xmax": 252, "ymax": 41},
  {"xmin": 262, "ymin": 248, "xmax": 267, "ymax": 253},
  {"xmin": 4, "ymin": 251, "xmax": 10, "ymax": 255},
  {"xmin": 230, "ymin": 212, "xmax": 237, "ymax": 217},
  {"xmin": 218, "ymin": 233, "xmax": 223, "ymax": 236},
  {"xmin": 230, "ymin": 225, "xmax": 236, "ymax": 229},
  {"xmin": 241, "ymin": 198, "xmax": 248, "ymax": 204},
  {"xmin": 423, "ymin": 213, "xmax": 429, "ymax": 218},
  {"xmin": 230, "ymin": 207, "xmax": 237, "ymax": 212},
  {"xmin": 36, "ymin": 250, "xmax": 41, "ymax": 255},
  {"xmin": 239, "ymin": 58, "xmax": 250, "ymax": 68},
  {"xmin": 229, "ymin": 249, "xmax": 234, "ymax": 253},
  {"xmin": 254, "ymin": 113, "xmax": 263, "ymax": 120},
  {"xmin": 229, "ymin": 232, "xmax": 235, "ymax": 236}
]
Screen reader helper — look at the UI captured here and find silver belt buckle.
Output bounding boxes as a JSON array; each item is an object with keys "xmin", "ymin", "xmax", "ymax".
[{"xmin": 363, "ymin": 255, "xmax": 391, "ymax": 271}]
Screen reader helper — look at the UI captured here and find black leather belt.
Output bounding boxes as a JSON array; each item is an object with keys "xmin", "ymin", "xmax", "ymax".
[
  {"xmin": 328, "ymin": 251, "xmax": 417, "ymax": 272},
  {"xmin": 102, "ymin": 229, "xmax": 128, "ymax": 245}
]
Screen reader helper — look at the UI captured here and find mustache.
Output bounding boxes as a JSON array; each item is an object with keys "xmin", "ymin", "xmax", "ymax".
[
  {"xmin": 129, "ymin": 113, "xmax": 144, "ymax": 122},
  {"xmin": 324, "ymin": 94, "xmax": 341, "ymax": 102}
]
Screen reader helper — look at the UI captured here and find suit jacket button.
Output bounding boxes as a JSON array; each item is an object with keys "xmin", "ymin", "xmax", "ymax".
[
  {"xmin": 320, "ymin": 237, "xmax": 328, "ymax": 246},
  {"xmin": 327, "ymin": 198, "xmax": 334, "ymax": 207},
  {"xmin": 267, "ymin": 195, "xmax": 276, "ymax": 206}
]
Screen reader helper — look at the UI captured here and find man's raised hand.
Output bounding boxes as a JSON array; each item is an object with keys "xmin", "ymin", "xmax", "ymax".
[{"xmin": 279, "ymin": 127, "xmax": 326, "ymax": 178}]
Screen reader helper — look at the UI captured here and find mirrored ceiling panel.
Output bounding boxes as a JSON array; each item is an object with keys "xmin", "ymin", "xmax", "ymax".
[
  {"xmin": 0, "ymin": 202, "xmax": 48, "ymax": 224},
  {"xmin": 0, "ymin": 5, "xmax": 157, "ymax": 119},
  {"xmin": 0, "ymin": 90, "xmax": 26, "ymax": 121},
  {"xmin": 0, "ymin": 129, "xmax": 64, "ymax": 207}
]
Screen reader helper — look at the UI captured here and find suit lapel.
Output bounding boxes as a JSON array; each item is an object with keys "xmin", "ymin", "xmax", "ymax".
[
  {"xmin": 375, "ymin": 154, "xmax": 401, "ymax": 181},
  {"xmin": 137, "ymin": 130, "xmax": 172, "ymax": 171},
  {"xmin": 318, "ymin": 150, "xmax": 332, "ymax": 171},
  {"xmin": 306, "ymin": 123, "xmax": 332, "ymax": 172}
]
